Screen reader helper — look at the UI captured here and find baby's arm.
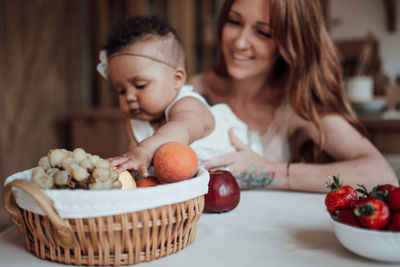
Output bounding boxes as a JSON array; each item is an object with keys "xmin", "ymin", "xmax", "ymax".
[
  {"xmin": 110, "ymin": 97, "xmax": 214, "ymax": 175},
  {"xmin": 156, "ymin": 97, "xmax": 214, "ymax": 144}
]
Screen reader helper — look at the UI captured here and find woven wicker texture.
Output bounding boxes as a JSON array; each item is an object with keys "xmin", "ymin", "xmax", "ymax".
[{"xmin": 4, "ymin": 180, "xmax": 205, "ymax": 266}]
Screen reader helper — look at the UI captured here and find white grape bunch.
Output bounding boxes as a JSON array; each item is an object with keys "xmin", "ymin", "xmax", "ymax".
[{"xmin": 32, "ymin": 148, "xmax": 120, "ymax": 190}]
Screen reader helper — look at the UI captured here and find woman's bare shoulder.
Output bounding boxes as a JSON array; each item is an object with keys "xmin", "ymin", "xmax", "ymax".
[
  {"xmin": 188, "ymin": 73, "xmax": 204, "ymax": 93},
  {"xmin": 189, "ymin": 72, "xmax": 218, "ymax": 91},
  {"xmin": 289, "ymin": 111, "xmax": 357, "ymax": 143},
  {"xmin": 188, "ymin": 72, "xmax": 229, "ymax": 104},
  {"xmin": 288, "ymin": 110, "xmax": 318, "ymax": 140}
]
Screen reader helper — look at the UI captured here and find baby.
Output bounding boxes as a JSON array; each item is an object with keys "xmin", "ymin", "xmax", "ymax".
[{"xmin": 97, "ymin": 15, "xmax": 249, "ymax": 176}]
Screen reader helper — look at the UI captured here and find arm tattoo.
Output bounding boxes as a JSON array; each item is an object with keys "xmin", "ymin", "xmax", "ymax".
[{"xmin": 234, "ymin": 164, "xmax": 279, "ymax": 189}]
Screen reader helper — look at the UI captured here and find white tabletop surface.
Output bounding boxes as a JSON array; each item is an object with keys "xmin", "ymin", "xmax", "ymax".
[{"xmin": 0, "ymin": 190, "xmax": 398, "ymax": 266}]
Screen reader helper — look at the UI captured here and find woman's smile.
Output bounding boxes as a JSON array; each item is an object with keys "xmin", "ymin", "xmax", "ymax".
[{"xmin": 231, "ymin": 50, "xmax": 254, "ymax": 64}]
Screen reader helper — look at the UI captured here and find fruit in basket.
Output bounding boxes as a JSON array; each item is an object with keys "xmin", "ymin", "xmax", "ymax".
[
  {"xmin": 32, "ymin": 167, "xmax": 54, "ymax": 189},
  {"xmin": 204, "ymin": 170, "xmax": 240, "ymax": 213},
  {"xmin": 388, "ymin": 188, "xmax": 400, "ymax": 212},
  {"xmin": 153, "ymin": 142, "xmax": 198, "ymax": 183},
  {"xmin": 325, "ymin": 176, "xmax": 357, "ymax": 215},
  {"xmin": 387, "ymin": 212, "xmax": 400, "ymax": 231},
  {"xmin": 136, "ymin": 176, "xmax": 160, "ymax": 187},
  {"xmin": 32, "ymin": 148, "xmax": 122, "ymax": 190},
  {"xmin": 118, "ymin": 170, "xmax": 136, "ymax": 189},
  {"xmin": 335, "ymin": 209, "xmax": 360, "ymax": 227},
  {"xmin": 354, "ymin": 196, "xmax": 391, "ymax": 230}
]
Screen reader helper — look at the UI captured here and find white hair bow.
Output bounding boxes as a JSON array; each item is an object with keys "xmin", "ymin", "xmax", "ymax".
[{"xmin": 96, "ymin": 50, "xmax": 108, "ymax": 79}]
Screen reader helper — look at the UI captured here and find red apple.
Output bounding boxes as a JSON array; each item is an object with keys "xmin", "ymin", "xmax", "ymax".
[{"xmin": 204, "ymin": 170, "xmax": 240, "ymax": 213}]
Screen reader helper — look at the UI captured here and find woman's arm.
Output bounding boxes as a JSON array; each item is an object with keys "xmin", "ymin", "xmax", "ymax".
[
  {"xmin": 286, "ymin": 114, "xmax": 398, "ymax": 192},
  {"xmin": 202, "ymin": 115, "xmax": 399, "ymax": 192}
]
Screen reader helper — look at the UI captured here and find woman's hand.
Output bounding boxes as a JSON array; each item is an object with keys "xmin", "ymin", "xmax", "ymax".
[
  {"xmin": 107, "ymin": 146, "xmax": 152, "ymax": 176},
  {"xmin": 201, "ymin": 129, "xmax": 263, "ymax": 173},
  {"xmin": 202, "ymin": 129, "xmax": 277, "ymax": 189}
]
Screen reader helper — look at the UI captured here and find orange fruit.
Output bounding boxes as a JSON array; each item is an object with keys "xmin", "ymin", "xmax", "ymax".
[
  {"xmin": 136, "ymin": 176, "xmax": 160, "ymax": 188},
  {"xmin": 153, "ymin": 142, "xmax": 198, "ymax": 183}
]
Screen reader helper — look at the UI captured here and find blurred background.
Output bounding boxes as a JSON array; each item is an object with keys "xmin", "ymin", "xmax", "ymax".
[{"xmin": 1, "ymin": 0, "xmax": 399, "ymax": 228}]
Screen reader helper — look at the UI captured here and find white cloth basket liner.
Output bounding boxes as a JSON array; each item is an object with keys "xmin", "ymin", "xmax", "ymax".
[{"xmin": 4, "ymin": 167, "xmax": 209, "ymax": 219}]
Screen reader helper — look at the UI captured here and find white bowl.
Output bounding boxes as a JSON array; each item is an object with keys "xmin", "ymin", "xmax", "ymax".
[
  {"xmin": 326, "ymin": 211, "xmax": 400, "ymax": 262},
  {"xmin": 352, "ymin": 97, "xmax": 386, "ymax": 115}
]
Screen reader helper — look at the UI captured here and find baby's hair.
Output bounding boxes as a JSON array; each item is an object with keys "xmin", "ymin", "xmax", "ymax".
[{"xmin": 103, "ymin": 15, "xmax": 186, "ymax": 70}]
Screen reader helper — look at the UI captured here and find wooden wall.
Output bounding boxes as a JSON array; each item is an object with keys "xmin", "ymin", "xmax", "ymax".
[
  {"xmin": 0, "ymin": 0, "xmax": 83, "ymax": 227},
  {"xmin": 0, "ymin": 0, "xmax": 222, "ymax": 229}
]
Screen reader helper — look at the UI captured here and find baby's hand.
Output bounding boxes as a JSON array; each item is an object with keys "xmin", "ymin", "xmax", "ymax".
[{"xmin": 108, "ymin": 147, "xmax": 152, "ymax": 177}]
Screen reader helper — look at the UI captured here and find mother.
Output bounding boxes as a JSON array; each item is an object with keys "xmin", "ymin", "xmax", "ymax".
[{"xmin": 190, "ymin": 0, "xmax": 398, "ymax": 191}]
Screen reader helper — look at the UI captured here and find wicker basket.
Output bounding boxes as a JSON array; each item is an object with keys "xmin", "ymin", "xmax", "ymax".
[{"xmin": 3, "ymin": 175, "xmax": 206, "ymax": 266}]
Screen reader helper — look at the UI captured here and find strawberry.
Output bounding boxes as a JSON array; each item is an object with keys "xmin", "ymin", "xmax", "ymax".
[
  {"xmin": 387, "ymin": 212, "xmax": 400, "ymax": 231},
  {"xmin": 375, "ymin": 184, "xmax": 397, "ymax": 193},
  {"xmin": 388, "ymin": 187, "xmax": 400, "ymax": 212},
  {"xmin": 335, "ymin": 209, "xmax": 360, "ymax": 227},
  {"xmin": 357, "ymin": 184, "xmax": 396, "ymax": 203},
  {"xmin": 354, "ymin": 196, "xmax": 391, "ymax": 230},
  {"xmin": 325, "ymin": 176, "xmax": 358, "ymax": 215},
  {"xmin": 369, "ymin": 184, "xmax": 398, "ymax": 202}
]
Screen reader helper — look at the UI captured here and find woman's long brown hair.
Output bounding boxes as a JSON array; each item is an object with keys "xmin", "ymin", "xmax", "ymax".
[{"xmin": 214, "ymin": 0, "xmax": 364, "ymax": 162}]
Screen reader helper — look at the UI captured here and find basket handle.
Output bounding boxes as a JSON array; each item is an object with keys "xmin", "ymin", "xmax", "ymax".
[{"xmin": 3, "ymin": 180, "xmax": 75, "ymax": 249}]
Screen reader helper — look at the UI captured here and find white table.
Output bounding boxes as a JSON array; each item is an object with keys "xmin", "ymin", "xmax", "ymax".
[{"xmin": 0, "ymin": 191, "xmax": 397, "ymax": 266}]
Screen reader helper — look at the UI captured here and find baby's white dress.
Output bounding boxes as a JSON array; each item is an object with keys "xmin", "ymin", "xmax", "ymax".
[
  {"xmin": 190, "ymin": 75, "xmax": 292, "ymax": 163},
  {"xmin": 130, "ymin": 85, "xmax": 256, "ymax": 162}
]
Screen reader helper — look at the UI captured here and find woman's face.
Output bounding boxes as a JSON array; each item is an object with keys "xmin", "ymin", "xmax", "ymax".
[{"xmin": 221, "ymin": 0, "xmax": 279, "ymax": 80}]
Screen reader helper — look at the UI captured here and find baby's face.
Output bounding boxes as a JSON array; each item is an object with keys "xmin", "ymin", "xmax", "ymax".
[{"xmin": 107, "ymin": 41, "xmax": 181, "ymax": 121}]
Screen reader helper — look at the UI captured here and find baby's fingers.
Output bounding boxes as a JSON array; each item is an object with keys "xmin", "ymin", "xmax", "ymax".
[
  {"xmin": 116, "ymin": 160, "xmax": 149, "ymax": 177},
  {"xmin": 115, "ymin": 160, "xmax": 138, "ymax": 173},
  {"xmin": 107, "ymin": 156, "xmax": 128, "ymax": 168},
  {"xmin": 139, "ymin": 167, "xmax": 148, "ymax": 177}
]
